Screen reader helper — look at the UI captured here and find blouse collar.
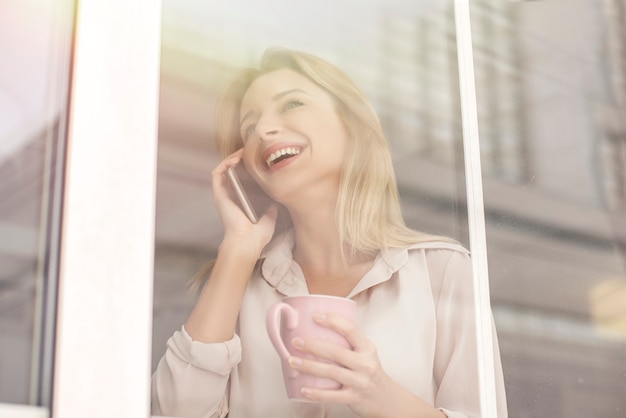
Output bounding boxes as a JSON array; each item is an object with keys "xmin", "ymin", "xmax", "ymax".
[{"xmin": 259, "ymin": 229, "xmax": 411, "ymax": 298}]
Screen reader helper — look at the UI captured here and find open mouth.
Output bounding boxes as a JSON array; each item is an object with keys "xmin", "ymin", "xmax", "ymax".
[{"xmin": 265, "ymin": 147, "xmax": 301, "ymax": 168}]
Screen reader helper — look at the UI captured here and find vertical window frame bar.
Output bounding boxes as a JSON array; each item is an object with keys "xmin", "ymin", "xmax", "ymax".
[
  {"xmin": 51, "ymin": 0, "xmax": 162, "ymax": 417},
  {"xmin": 454, "ymin": 1, "xmax": 499, "ymax": 417}
]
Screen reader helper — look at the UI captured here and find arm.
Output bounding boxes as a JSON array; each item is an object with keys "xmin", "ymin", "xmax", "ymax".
[
  {"xmin": 185, "ymin": 238, "xmax": 262, "ymax": 343},
  {"xmin": 152, "ymin": 149, "xmax": 278, "ymax": 417},
  {"xmin": 186, "ymin": 149, "xmax": 277, "ymax": 343},
  {"xmin": 151, "ymin": 326, "xmax": 242, "ymax": 418}
]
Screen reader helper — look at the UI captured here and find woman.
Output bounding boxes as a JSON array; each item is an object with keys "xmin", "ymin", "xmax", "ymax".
[{"xmin": 152, "ymin": 48, "xmax": 507, "ymax": 418}]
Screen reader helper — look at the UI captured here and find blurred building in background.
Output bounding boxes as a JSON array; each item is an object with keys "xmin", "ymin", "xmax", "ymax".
[{"xmin": 470, "ymin": 1, "xmax": 626, "ymax": 416}]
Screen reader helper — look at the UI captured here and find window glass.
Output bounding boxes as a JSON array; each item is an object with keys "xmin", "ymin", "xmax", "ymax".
[
  {"xmin": 153, "ymin": 0, "xmax": 476, "ymax": 401},
  {"xmin": 472, "ymin": 0, "xmax": 626, "ymax": 416},
  {"xmin": 0, "ymin": 0, "xmax": 73, "ymax": 407}
]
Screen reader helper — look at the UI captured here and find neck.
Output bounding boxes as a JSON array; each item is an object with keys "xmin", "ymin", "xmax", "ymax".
[
  {"xmin": 278, "ymin": 182, "xmax": 375, "ymax": 295},
  {"xmin": 288, "ymin": 194, "xmax": 343, "ymax": 269},
  {"xmin": 286, "ymin": 198, "xmax": 374, "ymax": 296}
]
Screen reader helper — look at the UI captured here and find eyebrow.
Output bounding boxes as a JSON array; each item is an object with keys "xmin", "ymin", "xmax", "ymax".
[{"xmin": 239, "ymin": 88, "xmax": 309, "ymax": 127}]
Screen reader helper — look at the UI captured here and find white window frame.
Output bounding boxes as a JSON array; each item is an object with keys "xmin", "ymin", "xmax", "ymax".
[
  {"xmin": 51, "ymin": 0, "xmax": 162, "ymax": 417},
  {"xmin": 454, "ymin": 1, "xmax": 499, "ymax": 417},
  {"xmin": 1, "ymin": 1, "xmax": 500, "ymax": 417}
]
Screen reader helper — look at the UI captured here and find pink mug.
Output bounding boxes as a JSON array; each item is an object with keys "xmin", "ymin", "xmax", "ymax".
[{"xmin": 266, "ymin": 295, "xmax": 357, "ymax": 401}]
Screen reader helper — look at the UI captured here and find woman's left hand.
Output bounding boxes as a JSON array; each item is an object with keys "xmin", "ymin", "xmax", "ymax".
[{"xmin": 287, "ymin": 313, "xmax": 445, "ymax": 418}]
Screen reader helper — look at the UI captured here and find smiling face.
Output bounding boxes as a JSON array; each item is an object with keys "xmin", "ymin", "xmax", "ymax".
[{"xmin": 238, "ymin": 68, "xmax": 349, "ymax": 204}]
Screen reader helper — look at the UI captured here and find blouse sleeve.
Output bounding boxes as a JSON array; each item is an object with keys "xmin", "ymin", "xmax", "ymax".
[
  {"xmin": 151, "ymin": 326, "xmax": 242, "ymax": 418},
  {"xmin": 427, "ymin": 249, "xmax": 508, "ymax": 418}
]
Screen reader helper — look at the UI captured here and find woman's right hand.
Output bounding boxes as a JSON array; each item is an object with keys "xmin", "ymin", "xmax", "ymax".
[
  {"xmin": 185, "ymin": 148, "xmax": 275, "ymax": 344},
  {"xmin": 211, "ymin": 148, "xmax": 278, "ymax": 258}
]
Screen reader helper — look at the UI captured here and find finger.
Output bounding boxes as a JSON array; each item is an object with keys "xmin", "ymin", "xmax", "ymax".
[
  {"xmin": 211, "ymin": 169, "xmax": 236, "ymax": 207},
  {"xmin": 292, "ymin": 336, "xmax": 357, "ymax": 369},
  {"xmin": 211, "ymin": 149, "xmax": 244, "ymax": 197},
  {"xmin": 288, "ymin": 355, "xmax": 362, "ymax": 389},
  {"xmin": 222, "ymin": 148, "xmax": 244, "ymax": 165},
  {"xmin": 211, "ymin": 150, "xmax": 259, "ymax": 227},
  {"xmin": 212, "ymin": 149, "xmax": 243, "ymax": 176},
  {"xmin": 299, "ymin": 386, "xmax": 354, "ymax": 404},
  {"xmin": 293, "ymin": 335, "xmax": 378, "ymax": 381},
  {"xmin": 313, "ymin": 313, "xmax": 373, "ymax": 353}
]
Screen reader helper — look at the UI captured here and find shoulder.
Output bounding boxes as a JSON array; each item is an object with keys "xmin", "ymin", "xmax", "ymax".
[
  {"xmin": 405, "ymin": 241, "xmax": 470, "ymax": 266},
  {"xmin": 381, "ymin": 240, "xmax": 469, "ymax": 275},
  {"xmin": 402, "ymin": 241, "xmax": 472, "ymax": 298},
  {"xmin": 415, "ymin": 242, "xmax": 470, "ymax": 273}
]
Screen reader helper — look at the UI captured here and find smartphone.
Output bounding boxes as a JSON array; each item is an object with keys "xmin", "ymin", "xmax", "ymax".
[{"xmin": 226, "ymin": 163, "xmax": 269, "ymax": 223}]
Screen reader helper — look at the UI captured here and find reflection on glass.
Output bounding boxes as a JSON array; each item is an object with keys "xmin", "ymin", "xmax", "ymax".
[
  {"xmin": 471, "ymin": 0, "xmax": 626, "ymax": 416},
  {"xmin": 0, "ymin": 0, "xmax": 73, "ymax": 407},
  {"xmin": 154, "ymin": 0, "xmax": 491, "ymax": 413}
]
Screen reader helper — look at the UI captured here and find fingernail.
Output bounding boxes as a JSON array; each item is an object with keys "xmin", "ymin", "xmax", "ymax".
[
  {"xmin": 301, "ymin": 388, "xmax": 313, "ymax": 397},
  {"xmin": 312, "ymin": 312, "xmax": 326, "ymax": 322},
  {"xmin": 288, "ymin": 356, "xmax": 302, "ymax": 368},
  {"xmin": 292, "ymin": 337, "xmax": 305, "ymax": 349}
]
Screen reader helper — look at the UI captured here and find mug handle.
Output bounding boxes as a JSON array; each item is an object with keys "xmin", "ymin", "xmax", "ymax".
[{"xmin": 266, "ymin": 302, "xmax": 299, "ymax": 377}]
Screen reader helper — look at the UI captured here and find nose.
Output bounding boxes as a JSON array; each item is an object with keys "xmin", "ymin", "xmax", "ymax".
[{"xmin": 255, "ymin": 113, "xmax": 281, "ymax": 141}]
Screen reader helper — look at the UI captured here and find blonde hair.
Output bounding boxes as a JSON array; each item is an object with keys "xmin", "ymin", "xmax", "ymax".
[{"xmin": 214, "ymin": 47, "xmax": 456, "ymax": 260}]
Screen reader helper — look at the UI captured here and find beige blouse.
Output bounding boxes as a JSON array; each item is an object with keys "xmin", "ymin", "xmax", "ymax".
[{"xmin": 152, "ymin": 231, "xmax": 508, "ymax": 418}]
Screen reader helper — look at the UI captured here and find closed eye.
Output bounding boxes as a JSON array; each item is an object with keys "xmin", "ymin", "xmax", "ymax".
[
  {"xmin": 240, "ymin": 98, "xmax": 304, "ymax": 141},
  {"xmin": 282, "ymin": 99, "xmax": 304, "ymax": 112},
  {"xmin": 241, "ymin": 122, "xmax": 256, "ymax": 142}
]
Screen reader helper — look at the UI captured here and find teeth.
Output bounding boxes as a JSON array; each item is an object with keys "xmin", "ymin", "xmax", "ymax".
[{"xmin": 266, "ymin": 147, "xmax": 301, "ymax": 167}]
